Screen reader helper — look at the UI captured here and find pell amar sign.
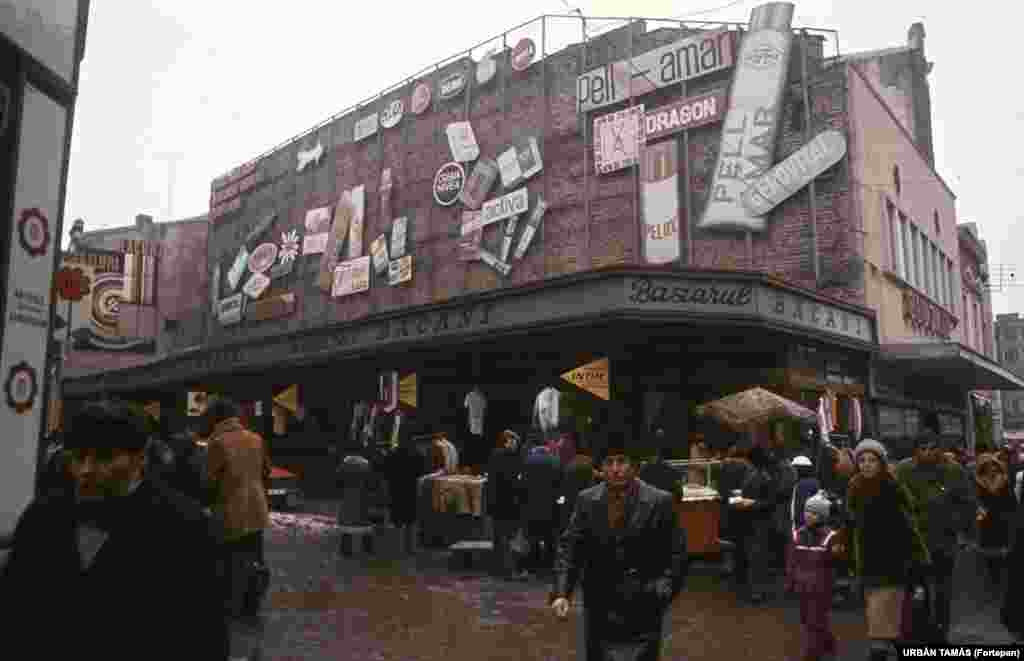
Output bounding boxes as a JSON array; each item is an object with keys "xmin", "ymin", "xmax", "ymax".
[
  {"xmin": 699, "ymin": 2, "xmax": 795, "ymax": 233},
  {"xmin": 561, "ymin": 358, "xmax": 610, "ymax": 400},
  {"xmin": 577, "ymin": 29, "xmax": 734, "ymax": 113}
]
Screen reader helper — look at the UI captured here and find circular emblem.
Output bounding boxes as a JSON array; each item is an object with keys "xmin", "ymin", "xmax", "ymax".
[
  {"xmin": 5, "ymin": 362, "xmax": 38, "ymax": 414},
  {"xmin": 439, "ymin": 72, "xmax": 466, "ymax": 101},
  {"xmin": 18, "ymin": 208, "xmax": 50, "ymax": 258},
  {"xmin": 433, "ymin": 162, "xmax": 465, "ymax": 207},
  {"xmin": 411, "ymin": 82, "xmax": 432, "ymax": 115},
  {"xmin": 511, "ymin": 38, "xmax": 536, "ymax": 72},
  {"xmin": 744, "ymin": 45, "xmax": 783, "ymax": 69},
  {"xmin": 380, "ymin": 98, "xmax": 404, "ymax": 128},
  {"xmin": 247, "ymin": 243, "xmax": 279, "ymax": 274}
]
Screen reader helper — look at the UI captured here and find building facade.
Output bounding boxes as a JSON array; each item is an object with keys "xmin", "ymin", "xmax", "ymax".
[
  {"xmin": 1, "ymin": 0, "xmax": 90, "ymax": 545},
  {"xmin": 997, "ymin": 313, "xmax": 1024, "ymax": 433},
  {"xmin": 62, "ymin": 4, "xmax": 1021, "ymax": 461}
]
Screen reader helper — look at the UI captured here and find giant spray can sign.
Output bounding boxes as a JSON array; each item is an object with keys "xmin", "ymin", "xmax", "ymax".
[
  {"xmin": 641, "ymin": 140, "xmax": 680, "ymax": 265},
  {"xmin": 698, "ymin": 2, "xmax": 794, "ymax": 233}
]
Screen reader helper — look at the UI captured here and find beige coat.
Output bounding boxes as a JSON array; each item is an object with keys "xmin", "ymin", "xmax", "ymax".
[{"xmin": 208, "ymin": 417, "xmax": 270, "ymax": 541}]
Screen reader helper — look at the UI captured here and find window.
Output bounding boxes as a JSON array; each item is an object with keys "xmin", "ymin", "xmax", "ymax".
[
  {"xmin": 1006, "ymin": 349, "xmax": 1020, "ymax": 364},
  {"xmin": 947, "ymin": 258, "xmax": 956, "ymax": 310},
  {"xmin": 963, "ymin": 294, "xmax": 970, "ymax": 343},
  {"xmin": 791, "ymin": 97, "xmax": 805, "ymax": 132},
  {"xmin": 934, "ymin": 211, "xmax": 940, "ymax": 234},
  {"xmin": 922, "ymin": 241, "xmax": 932, "ymax": 298},
  {"xmin": 931, "ymin": 244, "xmax": 941, "ymax": 303},
  {"xmin": 893, "ymin": 165, "xmax": 901, "ymax": 196},
  {"xmin": 887, "ymin": 202, "xmax": 904, "ymax": 277},
  {"xmin": 910, "ymin": 226, "xmax": 921, "ymax": 288},
  {"xmin": 900, "ymin": 215, "xmax": 911, "ymax": 282},
  {"xmin": 975, "ymin": 302, "xmax": 982, "ymax": 350}
]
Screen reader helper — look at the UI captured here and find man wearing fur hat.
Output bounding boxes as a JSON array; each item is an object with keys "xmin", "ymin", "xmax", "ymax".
[
  {"xmin": 894, "ymin": 432, "xmax": 974, "ymax": 643},
  {"xmin": 550, "ymin": 441, "xmax": 687, "ymax": 661},
  {"xmin": 0, "ymin": 400, "xmax": 230, "ymax": 659}
]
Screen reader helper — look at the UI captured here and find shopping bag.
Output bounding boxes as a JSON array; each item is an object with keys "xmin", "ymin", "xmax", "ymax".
[{"xmin": 901, "ymin": 580, "xmax": 940, "ymax": 643}]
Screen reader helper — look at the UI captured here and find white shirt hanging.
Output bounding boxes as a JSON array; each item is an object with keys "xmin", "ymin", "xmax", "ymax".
[
  {"xmin": 534, "ymin": 387, "xmax": 560, "ymax": 432},
  {"xmin": 464, "ymin": 389, "xmax": 487, "ymax": 436}
]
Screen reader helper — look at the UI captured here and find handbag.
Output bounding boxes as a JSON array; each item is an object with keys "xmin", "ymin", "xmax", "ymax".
[{"xmin": 902, "ymin": 578, "xmax": 941, "ymax": 643}]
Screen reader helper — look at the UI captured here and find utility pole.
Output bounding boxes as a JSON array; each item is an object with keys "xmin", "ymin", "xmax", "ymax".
[{"xmin": 153, "ymin": 152, "xmax": 185, "ymax": 220}]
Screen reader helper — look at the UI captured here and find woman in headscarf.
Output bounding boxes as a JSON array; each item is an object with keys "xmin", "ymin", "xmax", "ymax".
[
  {"xmin": 846, "ymin": 439, "xmax": 929, "ymax": 661},
  {"xmin": 974, "ymin": 452, "xmax": 1017, "ymax": 599}
]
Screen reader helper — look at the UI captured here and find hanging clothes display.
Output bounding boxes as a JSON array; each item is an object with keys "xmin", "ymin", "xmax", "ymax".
[
  {"xmin": 464, "ymin": 387, "xmax": 487, "ymax": 437},
  {"xmin": 533, "ymin": 386, "xmax": 561, "ymax": 433},
  {"xmin": 851, "ymin": 397, "xmax": 863, "ymax": 442},
  {"xmin": 390, "ymin": 411, "xmax": 402, "ymax": 449},
  {"xmin": 817, "ymin": 396, "xmax": 831, "ymax": 444},
  {"xmin": 361, "ymin": 404, "xmax": 379, "ymax": 447},
  {"xmin": 350, "ymin": 401, "xmax": 369, "ymax": 444}
]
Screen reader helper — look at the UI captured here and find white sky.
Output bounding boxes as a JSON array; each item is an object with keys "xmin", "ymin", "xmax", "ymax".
[{"xmin": 63, "ymin": 0, "xmax": 1023, "ymax": 314}]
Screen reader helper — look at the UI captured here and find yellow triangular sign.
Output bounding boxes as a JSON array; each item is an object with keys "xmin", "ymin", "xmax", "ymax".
[
  {"xmin": 561, "ymin": 358, "xmax": 610, "ymax": 400},
  {"xmin": 273, "ymin": 384, "xmax": 299, "ymax": 414},
  {"xmin": 143, "ymin": 401, "xmax": 161, "ymax": 420},
  {"xmin": 399, "ymin": 373, "xmax": 417, "ymax": 408}
]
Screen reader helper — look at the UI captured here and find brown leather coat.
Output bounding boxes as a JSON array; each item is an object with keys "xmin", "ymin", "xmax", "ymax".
[{"xmin": 207, "ymin": 417, "xmax": 270, "ymax": 540}]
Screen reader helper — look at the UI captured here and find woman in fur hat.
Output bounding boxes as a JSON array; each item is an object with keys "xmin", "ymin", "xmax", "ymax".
[
  {"xmin": 846, "ymin": 439, "xmax": 929, "ymax": 661},
  {"xmin": 974, "ymin": 452, "xmax": 1017, "ymax": 599}
]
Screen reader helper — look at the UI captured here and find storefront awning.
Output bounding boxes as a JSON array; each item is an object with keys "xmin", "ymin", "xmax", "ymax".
[{"xmin": 879, "ymin": 341, "xmax": 1024, "ymax": 390}]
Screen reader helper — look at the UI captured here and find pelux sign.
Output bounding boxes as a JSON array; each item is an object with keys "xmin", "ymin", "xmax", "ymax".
[
  {"xmin": 577, "ymin": 29, "xmax": 734, "ymax": 113},
  {"xmin": 741, "ymin": 130, "xmax": 847, "ymax": 216},
  {"xmin": 644, "ymin": 89, "xmax": 727, "ymax": 142}
]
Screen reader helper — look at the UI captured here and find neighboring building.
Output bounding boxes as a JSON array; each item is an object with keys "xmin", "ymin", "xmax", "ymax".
[
  {"xmin": 997, "ymin": 313, "xmax": 1024, "ymax": 434},
  {"xmin": 841, "ymin": 24, "xmax": 1022, "ymax": 456},
  {"xmin": 1, "ymin": 1, "xmax": 90, "ymax": 548},
  {"xmin": 62, "ymin": 6, "xmax": 1022, "ymax": 461},
  {"xmin": 60, "ymin": 212, "xmax": 210, "ymax": 378}
]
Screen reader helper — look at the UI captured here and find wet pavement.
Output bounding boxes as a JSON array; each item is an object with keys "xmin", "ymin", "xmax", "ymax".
[{"xmin": 230, "ymin": 502, "xmax": 1019, "ymax": 660}]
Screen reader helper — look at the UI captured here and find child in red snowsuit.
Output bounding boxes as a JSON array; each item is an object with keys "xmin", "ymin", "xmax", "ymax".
[{"xmin": 786, "ymin": 492, "xmax": 844, "ymax": 661}]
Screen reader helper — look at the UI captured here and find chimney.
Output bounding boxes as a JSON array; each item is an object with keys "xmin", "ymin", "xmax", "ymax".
[
  {"xmin": 135, "ymin": 213, "xmax": 154, "ymax": 229},
  {"xmin": 908, "ymin": 22, "xmax": 925, "ymax": 54}
]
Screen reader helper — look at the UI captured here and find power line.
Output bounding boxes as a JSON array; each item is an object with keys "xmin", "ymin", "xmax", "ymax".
[{"xmin": 671, "ymin": 0, "xmax": 750, "ymax": 19}]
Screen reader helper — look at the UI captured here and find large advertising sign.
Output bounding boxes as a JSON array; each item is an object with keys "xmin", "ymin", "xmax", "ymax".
[
  {"xmin": 1, "ymin": 85, "xmax": 66, "ymax": 538},
  {"xmin": 741, "ymin": 129, "xmax": 847, "ymax": 216},
  {"xmin": 577, "ymin": 29, "xmax": 734, "ymax": 113},
  {"xmin": 644, "ymin": 89, "xmax": 727, "ymax": 142},
  {"xmin": 594, "ymin": 105, "xmax": 645, "ymax": 175},
  {"xmin": 641, "ymin": 140, "xmax": 681, "ymax": 265},
  {"xmin": 698, "ymin": 2, "xmax": 794, "ymax": 233}
]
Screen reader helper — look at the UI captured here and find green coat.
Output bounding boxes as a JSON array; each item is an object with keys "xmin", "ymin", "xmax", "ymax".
[
  {"xmin": 847, "ymin": 472, "xmax": 930, "ymax": 587},
  {"xmin": 894, "ymin": 458, "xmax": 975, "ymax": 557}
]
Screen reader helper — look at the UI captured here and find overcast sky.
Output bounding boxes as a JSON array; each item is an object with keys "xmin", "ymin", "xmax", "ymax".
[{"xmin": 62, "ymin": 0, "xmax": 1023, "ymax": 315}]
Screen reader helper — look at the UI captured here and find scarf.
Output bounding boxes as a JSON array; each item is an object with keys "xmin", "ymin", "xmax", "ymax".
[{"xmin": 607, "ymin": 479, "xmax": 639, "ymax": 529}]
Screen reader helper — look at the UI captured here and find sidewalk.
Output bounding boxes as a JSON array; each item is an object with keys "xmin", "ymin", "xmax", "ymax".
[{"xmin": 230, "ymin": 500, "xmax": 1017, "ymax": 660}]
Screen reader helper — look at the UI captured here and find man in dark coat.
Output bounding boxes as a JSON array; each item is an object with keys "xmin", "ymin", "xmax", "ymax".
[
  {"xmin": 386, "ymin": 422, "xmax": 429, "ymax": 554},
  {"xmin": 0, "ymin": 400, "xmax": 229, "ymax": 660},
  {"xmin": 487, "ymin": 430, "xmax": 524, "ymax": 576},
  {"xmin": 551, "ymin": 442, "xmax": 687, "ymax": 661},
  {"xmin": 520, "ymin": 443, "xmax": 563, "ymax": 574}
]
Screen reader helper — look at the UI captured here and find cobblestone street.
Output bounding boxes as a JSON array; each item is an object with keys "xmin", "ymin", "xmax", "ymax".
[{"xmin": 227, "ymin": 503, "xmax": 1018, "ymax": 660}]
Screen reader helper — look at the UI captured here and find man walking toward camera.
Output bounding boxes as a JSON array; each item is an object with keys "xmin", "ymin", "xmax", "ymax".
[
  {"xmin": 550, "ymin": 440, "xmax": 687, "ymax": 661},
  {"xmin": 0, "ymin": 400, "xmax": 229, "ymax": 660}
]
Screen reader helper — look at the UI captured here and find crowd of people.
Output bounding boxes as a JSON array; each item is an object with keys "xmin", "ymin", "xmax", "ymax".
[{"xmin": 6, "ymin": 399, "xmax": 1024, "ymax": 661}]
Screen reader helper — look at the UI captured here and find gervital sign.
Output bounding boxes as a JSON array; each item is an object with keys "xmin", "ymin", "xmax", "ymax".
[{"xmin": 577, "ymin": 29, "xmax": 734, "ymax": 113}]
